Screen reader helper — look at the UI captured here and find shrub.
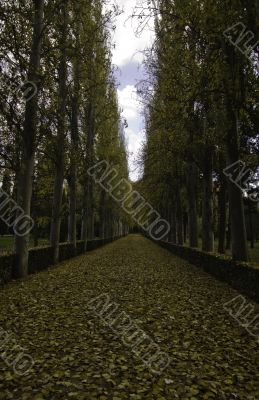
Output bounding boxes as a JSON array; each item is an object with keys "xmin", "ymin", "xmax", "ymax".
[
  {"xmin": 28, "ymin": 246, "xmax": 54, "ymax": 274},
  {"xmin": 0, "ymin": 236, "xmax": 124, "ymax": 285},
  {"xmin": 0, "ymin": 254, "xmax": 13, "ymax": 285}
]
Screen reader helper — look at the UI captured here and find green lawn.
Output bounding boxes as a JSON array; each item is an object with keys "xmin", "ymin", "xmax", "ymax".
[
  {"xmin": 196, "ymin": 238, "xmax": 259, "ymax": 265},
  {"xmin": 0, "ymin": 236, "xmax": 49, "ymax": 254}
]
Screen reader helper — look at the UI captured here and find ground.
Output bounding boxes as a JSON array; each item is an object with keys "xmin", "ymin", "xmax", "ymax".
[{"xmin": 0, "ymin": 235, "xmax": 258, "ymax": 399}]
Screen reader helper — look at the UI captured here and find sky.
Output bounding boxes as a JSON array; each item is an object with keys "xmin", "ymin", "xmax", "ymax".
[{"xmin": 108, "ymin": 0, "xmax": 155, "ymax": 181}]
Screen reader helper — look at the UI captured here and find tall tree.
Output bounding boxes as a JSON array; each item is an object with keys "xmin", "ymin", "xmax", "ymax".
[
  {"xmin": 14, "ymin": 0, "xmax": 44, "ymax": 277},
  {"xmin": 50, "ymin": 0, "xmax": 68, "ymax": 263}
]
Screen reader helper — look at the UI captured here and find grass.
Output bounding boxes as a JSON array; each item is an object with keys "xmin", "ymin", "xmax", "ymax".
[
  {"xmin": 196, "ymin": 239, "xmax": 259, "ymax": 265},
  {"xmin": 0, "ymin": 235, "xmax": 49, "ymax": 254}
]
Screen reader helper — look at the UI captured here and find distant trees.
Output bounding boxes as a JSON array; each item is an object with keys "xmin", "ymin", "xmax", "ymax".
[
  {"xmin": 0, "ymin": 0, "xmax": 129, "ymax": 276},
  {"xmin": 138, "ymin": 0, "xmax": 258, "ymax": 261}
]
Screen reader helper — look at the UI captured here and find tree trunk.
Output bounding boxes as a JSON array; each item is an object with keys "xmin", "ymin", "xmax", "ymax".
[
  {"xmin": 186, "ymin": 162, "xmax": 198, "ymax": 247},
  {"xmin": 67, "ymin": 91, "xmax": 79, "ymax": 252},
  {"xmin": 218, "ymin": 166, "xmax": 227, "ymax": 254},
  {"xmin": 81, "ymin": 99, "xmax": 95, "ymax": 248},
  {"xmin": 99, "ymin": 189, "xmax": 105, "ymax": 239},
  {"xmin": 176, "ymin": 186, "xmax": 183, "ymax": 245},
  {"xmin": 169, "ymin": 202, "xmax": 177, "ymax": 243},
  {"xmin": 227, "ymin": 177, "xmax": 248, "ymax": 260},
  {"xmin": 107, "ymin": 210, "xmax": 112, "ymax": 238},
  {"xmin": 183, "ymin": 212, "xmax": 188, "ymax": 243},
  {"xmin": 50, "ymin": 166, "xmax": 65, "ymax": 263},
  {"xmin": 86, "ymin": 181, "xmax": 94, "ymax": 240},
  {"xmin": 222, "ymin": 39, "xmax": 248, "ymax": 261},
  {"xmin": 67, "ymin": 10, "xmax": 80, "ymax": 253},
  {"xmin": 226, "ymin": 208, "xmax": 231, "ymax": 250},
  {"xmin": 33, "ymin": 223, "xmax": 39, "ymax": 247},
  {"xmin": 68, "ymin": 175, "xmax": 77, "ymax": 252},
  {"xmin": 202, "ymin": 151, "xmax": 214, "ymax": 252},
  {"xmin": 50, "ymin": 1, "xmax": 68, "ymax": 264},
  {"xmin": 103, "ymin": 210, "xmax": 108, "ymax": 239},
  {"xmin": 248, "ymin": 203, "xmax": 254, "ymax": 249},
  {"xmin": 1, "ymin": 171, "xmax": 11, "ymax": 236},
  {"xmin": 81, "ymin": 188, "xmax": 87, "ymax": 247},
  {"xmin": 14, "ymin": 0, "xmax": 44, "ymax": 278},
  {"xmin": 226, "ymin": 108, "xmax": 248, "ymax": 261}
]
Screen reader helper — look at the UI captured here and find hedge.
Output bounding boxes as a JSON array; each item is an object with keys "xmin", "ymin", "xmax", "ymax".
[
  {"xmin": 148, "ymin": 237, "xmax": 259, "ymax": 304},
  {"xmin": 0, "ymin": 254, "xmax": 14, "ymax": 284},
  {"xmin": 0, "ymin": 236, "xmax": 124, "ymax": 285}
]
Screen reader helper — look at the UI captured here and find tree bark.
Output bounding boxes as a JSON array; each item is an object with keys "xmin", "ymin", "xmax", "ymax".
[
  {"xmin": 169, "ymin": 201, "xmax": 177, "ymax": 243},
  {"xmin": 68, "ymin": 8, "xmax": 80, "ymax": 253},
  {"xmin": 218, "ymin": 164, "xmax": 227, "ymax": 254},
  {"xmin": 68, "ymin": 83, "xmax": 79, "ymax": 252},
  {"xmin": 68, "ymin": 174, "xmax": 77, "ymax": 251},
  {"xmin": 226, "ymin": 208, "xmax": 231, "ymax": 250},
  {"xmin": 226, "ymin": 108, "xmax": 248, "ymax": 261},
  {"xmin": 221, "ymin": 37, "xmax": 249, "ymax": 261},
  {"xmin": 202, "ymin": 150, "xmax": 214, "ymax": 252},
  {"xmin": 248, "ymin": 203, "xmax": 254, "ymax": 249},
  {"xmin": 14, "ymin": 0, "xmax": 44, "ymax": 278},
  {"xmin": 86, "ymin": 181, "xmax": 94, "ymax": 240},
  {"xmin": 1, "ymin": 171, "xmax": 11, "ymax": 235},
  {"xmin": 186, "ymin": 162, "xmax": 198, "ymax": 247},
  {"xmin": 81, "ymin": 189, "xmax": 87, "ymax": 245},
  {"xmin": 99, "ymin": 189, "xmax": 105, "ymax": 239},
  {"xmin": 50, "ymin": 1, "xmax": 68, "ymax": 264},
  {"xmin": 183, "ymin": 212, "xmax": 188, "ymax": 243},
  {"xmin": 176, "ymin": 185, "xmax": 183, "ymax": 245},
  {"xmin": 81, "ymin": 99, "xmax": 95, "ymax": 248}
]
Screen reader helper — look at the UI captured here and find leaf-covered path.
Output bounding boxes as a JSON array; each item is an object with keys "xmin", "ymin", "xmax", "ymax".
[{"xmin": 0, "ymin": 235, "xmax": 258, "ymax": 400}]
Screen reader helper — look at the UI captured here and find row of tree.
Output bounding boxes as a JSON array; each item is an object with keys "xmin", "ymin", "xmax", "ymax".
[
  {"xmin": 138, "ymin": 0, "xmax": 258, "ymax": 261},
  {"xmin": 0, "ymin": 0, "xmax": 129, "ymax": 277}
]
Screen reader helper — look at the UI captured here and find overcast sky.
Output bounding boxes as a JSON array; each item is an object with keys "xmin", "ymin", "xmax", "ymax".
[{"xmin": 109, "ymin": 0, "xmax": 154, "ymax": 181}]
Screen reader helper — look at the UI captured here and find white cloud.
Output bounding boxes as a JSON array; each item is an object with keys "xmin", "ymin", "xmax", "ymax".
[
  {"xmin": 117, "ymin": 84, "xmax": 139, "ymax": 121},
  {"xmin": 105, "ymin": 0, "xmax": 153, "ymax": 180},
  {"xmin": 126, "ymin": 128, "xmax": 145, "ymax": 156},
  {"xmin": 125, "ymin": 128, "xmax": 146, "ymax": 181},
  {"xmin": 117, "ymin": 85, "xmax": 145, "ymax": 180},
  {"xmin": 110, "ymin": 0, "xmax": 154, "ymax": 67}
]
